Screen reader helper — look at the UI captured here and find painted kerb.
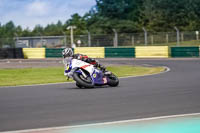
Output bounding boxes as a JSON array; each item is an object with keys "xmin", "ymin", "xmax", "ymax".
[
  {"xmin": 171, "ymin": 47, "xmax": 199, "ymax": 57},
  {"xmin": 23, "ymin": 48, "xmax": 45, "ymax": 59},
  {"xmin": 135, "ymin": 46, "xmax": 169, "ymax": 58},
  {"xmin": 105, "ymin": 48, "xmax": 135, "ymax": 58},
  {"xmin": 74, "ymin": 47, "xmax": 105, "ymax": 58}
]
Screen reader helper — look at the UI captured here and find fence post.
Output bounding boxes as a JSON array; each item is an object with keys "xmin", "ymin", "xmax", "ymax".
[
  {"xmin": 174, "ymin": 27, "xmax": 180, "ymax": 46},
  {"xmin": 67, "ymin": 26, "xmax": 76, "ymax": 48},
  {"xmin": 88, "ymin": 31, "xmax": 91, "ymax": 47},
  {"xmin": 151, "ymin": 35, "xmax": 154, "ymax": 45},
  {"xmin": 40, "ymin": 33, "xmax": 43, "ymax": 47},
  {"xmin": 181, "ymin": 32, "xmax": 184, "ymax": 42},
  {"xmin": 14, "ymin": 33, "xmax": 18, "ymax": 48},
  {"xmin": 196, "ymin": 31, "xmax": 199, "ymax": 41},
  {"xmin": 113, "ymin": 29, "xmax": 118, "ymax": 47},
  {"xmin": 64, "ymin": 35, "xmax": 67, "ymax": 48},
  {"xmin": 166, "ymin": 33, "xmax": 169, "ymax": 44},
  {"xmin": 143, "ymin": 27, "xmax": 148, "ymax": 46},
  {"xmin": 132, "ymin": 36, "xmax": 135, "ymax": 46},
  {"xmin": 62, "ymin": 32, "xmax": 67, "ymax": 48}
]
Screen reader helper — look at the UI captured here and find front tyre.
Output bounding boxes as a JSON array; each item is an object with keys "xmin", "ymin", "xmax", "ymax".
[
  {"xmin": 107, "ymin": 73, "xmax": 119, "ymax": 87},
  {"xmin": 73, "ymin": 72, "xmax": 94, "ymax": 88},
  {"xmin": 76, "ymin": 83, "xmax": 83, "ymax": 88}
]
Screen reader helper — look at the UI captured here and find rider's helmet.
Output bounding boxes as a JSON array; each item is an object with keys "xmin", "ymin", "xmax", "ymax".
[{"xmin": 62, "ymin": 48, "xmax": 73, "ymax": 58}]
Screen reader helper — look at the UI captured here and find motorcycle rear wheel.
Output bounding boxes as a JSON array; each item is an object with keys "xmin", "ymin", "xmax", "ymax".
[{"xmin": 73, "ymin": 72, "xmax": 94, "ymax": 88}]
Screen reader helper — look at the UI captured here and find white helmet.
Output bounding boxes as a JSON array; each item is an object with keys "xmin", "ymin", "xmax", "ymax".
[{"xmin": 62, "ymin": 48, "xmax": 73, "ymax": 58}]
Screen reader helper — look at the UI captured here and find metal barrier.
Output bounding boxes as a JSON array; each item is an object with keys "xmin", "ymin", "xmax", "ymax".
[
  {"xmin": 135, "ymin": 46, "xmax": 169, "ymax": 58},
  {"xmin": 0, "ymin": 48, "xmax": 23, "ymax": 59},
  {"xmin": 23, "ymin": 48, "xmax": 45, "ymax": 59},
  {"xmin": 105, "ymin": 47, "xmax": 135, "ymax": 58},
  {"xmin": 74, "ymin": 47, "xmax": 105, "ymax": 58},
  {"xmin": 1, "ymin": 47, "xmax": 200, "ymax": 59},
  {"xmin": 171, "ymin": 47, "xmax": 199, "ymax": 57}
]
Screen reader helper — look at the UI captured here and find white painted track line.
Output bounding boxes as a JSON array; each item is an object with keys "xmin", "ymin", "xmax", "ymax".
[{"xmin": 2, "ymin": 112, "xmax": 200, "ymax": 133}]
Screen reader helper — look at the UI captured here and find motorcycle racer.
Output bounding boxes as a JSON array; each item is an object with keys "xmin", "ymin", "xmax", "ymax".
[{"xmin": 62, "ymin": 48, "xmax": 106, "ymax": 78}]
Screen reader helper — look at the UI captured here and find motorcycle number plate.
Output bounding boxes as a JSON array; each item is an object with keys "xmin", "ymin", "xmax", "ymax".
[{"xmin": 103, "ymin": 78, "xmax": 107, "ymax": 84}]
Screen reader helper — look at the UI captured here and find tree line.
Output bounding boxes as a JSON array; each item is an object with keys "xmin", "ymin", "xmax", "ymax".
[{"xmin": 1, "ymin": 0, "xmax": 200, "ymax": 39}]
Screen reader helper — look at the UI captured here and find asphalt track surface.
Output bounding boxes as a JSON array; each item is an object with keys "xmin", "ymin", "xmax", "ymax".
[{"xmin": 0, "ymin": 59, "xmax": 200, "ymax": 132}]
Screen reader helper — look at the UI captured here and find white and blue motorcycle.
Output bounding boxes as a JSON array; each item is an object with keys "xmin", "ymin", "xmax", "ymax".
[{"xmin": 63, "ymin": 57, "xmax": 119, "ymax": 88}]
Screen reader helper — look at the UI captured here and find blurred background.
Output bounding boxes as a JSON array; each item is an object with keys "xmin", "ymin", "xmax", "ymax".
[{"xmin": 0, "ymin": 0, "xmax": 200, "ymax": 48}]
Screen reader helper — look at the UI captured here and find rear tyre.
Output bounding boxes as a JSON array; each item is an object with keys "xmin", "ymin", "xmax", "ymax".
[
  {"xmin": 107, "ymin": 73, "xmax": 119, "ymax": 87},
  {"xmin": 73, "ymin": 72, "xmax": 94, "ymax": 88}
]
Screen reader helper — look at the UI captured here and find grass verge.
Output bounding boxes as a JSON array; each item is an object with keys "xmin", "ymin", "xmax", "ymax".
[{"xmin": 0, "ymin": 66, "xmax": 165, "ymax": 87}]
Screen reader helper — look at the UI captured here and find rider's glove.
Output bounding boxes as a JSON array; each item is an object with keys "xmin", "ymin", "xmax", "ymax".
[
  {"xmin": 67, "ymin": 72, "xmax": 73, "ymax": 78},
  {"xmin": 64, "ymin": 72, "xmax": 68, "ymax": 76},
  {"xmin": 64, "ymin": 71, "xmax": 73, "ymax": 78},
  {"xmin": 66, "ymin": 67, "xmax": 77, "ymax": 78}
]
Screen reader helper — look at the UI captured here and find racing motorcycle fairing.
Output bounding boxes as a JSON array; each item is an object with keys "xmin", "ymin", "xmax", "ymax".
[
  {"xmin": 91, "ymin": 69, "xmax": 107, "ymax": 85},
  {"xmin": 65, "ymin": 58, "xmax": 107, "ymax": 85}
]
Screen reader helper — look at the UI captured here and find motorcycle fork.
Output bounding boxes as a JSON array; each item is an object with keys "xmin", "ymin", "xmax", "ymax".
[{"xmin": 80, "ymin": 69, "xmax": 87, "ymax": 78}]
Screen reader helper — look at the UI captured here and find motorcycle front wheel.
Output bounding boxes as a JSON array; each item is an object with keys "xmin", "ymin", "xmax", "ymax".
[
  {"xmin": 73, "ymin": 72, "xmax": 94, "ymax": 88},
  {"xmin": 106, "ymin": 73, "xmax": 119, "ymax": 87}
]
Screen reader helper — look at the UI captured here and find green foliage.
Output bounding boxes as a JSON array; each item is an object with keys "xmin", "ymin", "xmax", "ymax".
[
  {"xmin": 93, "ymin": 0, "xmax": 200, "ymax": 32},
  {"xmin": 0, "ymin": 21, "xmax": 15, "ymax": 38},
  {"xmin": 0, "ymin": 21, "xmax": 16, "ymax": 48},
  {"xmin": 96, "ymin": 0, "xmax": 128, "ymax": 19},
  {"xmin": 32, "ymin": 25, "xmax": 44, "ymax": 36},
  {"xmin": 140, "ymin": 0, "xmax": 200, "ymax": 31},
  {"xmin": 1, "ymin": 0, "xmax": 200, "ymax": 38},
  {"xmin": 91, "ymin": 0, "xmax": 143, "ymax": 33},
  {"xmin": 44, "ymin": 21, "xmax": 64, "ymax": 36},
  {"xmin": 65, "ymin": 13, "xmax": 87, "ymax": 35}
]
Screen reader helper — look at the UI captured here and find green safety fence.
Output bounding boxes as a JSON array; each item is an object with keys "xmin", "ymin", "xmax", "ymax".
[
  {"xmin": 46, "ymin": 48, "xmax": 64, "ymax": 58},
  {"xmin": 171, "ymin": 47, "xmax": 199, "ymax": 57},
  {"xmin": 105, "ymin": 47, "xmax": 135, "ymax": 58},
  {"xmin": 46, "ymin": 48, "xmax": 75, "ymax": 58}
]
